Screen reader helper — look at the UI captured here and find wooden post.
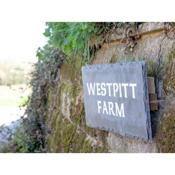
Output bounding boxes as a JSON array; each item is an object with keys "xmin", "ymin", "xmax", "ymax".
[
  {"xmin": 148, "ymin": 77, "xmax": 155, "ymax": 94},
  {"xmin": 147, "ymin": 77, "xmax": 158, "ymax": 111}
]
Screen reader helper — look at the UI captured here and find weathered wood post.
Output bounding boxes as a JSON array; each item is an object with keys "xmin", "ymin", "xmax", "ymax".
[{"xmin": 147, "ymin": 77, "xmax": 158, "ymax": 111}]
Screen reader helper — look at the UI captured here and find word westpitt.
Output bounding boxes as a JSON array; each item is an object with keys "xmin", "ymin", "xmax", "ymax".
[{"xmin": 86, "ymin": 82, "xmax": 137, "ymax": 117}]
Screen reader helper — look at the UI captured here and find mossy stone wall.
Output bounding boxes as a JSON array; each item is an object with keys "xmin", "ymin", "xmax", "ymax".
[
  {"xmin": 92, "ymin": 23, "xmax": 175, "ymax": 152},
  {"xmin": 45, "ymin": 23, "xmax": 175, "ymax": 152},
  {"xmin": 46, "ymin": 58, "xmax": 108, "ymax": 152}
]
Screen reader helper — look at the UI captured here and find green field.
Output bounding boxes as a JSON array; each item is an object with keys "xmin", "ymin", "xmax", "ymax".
[{"xmin": 0, "ymin": 85, "xmax": 31, "ymax": 107}]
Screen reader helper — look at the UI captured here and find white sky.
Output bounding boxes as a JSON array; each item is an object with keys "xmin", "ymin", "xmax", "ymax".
[{"xmin": 0, "ymin": 21, "xmax": 47, "ymax": 63}]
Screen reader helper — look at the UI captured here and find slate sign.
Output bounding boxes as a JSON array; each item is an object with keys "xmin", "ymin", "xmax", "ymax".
[{"xmin": 82, "ymin": 61, "xmax": 152, "ymax": 140}]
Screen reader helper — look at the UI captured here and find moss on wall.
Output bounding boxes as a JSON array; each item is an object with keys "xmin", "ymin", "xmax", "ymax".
[
  {"xmin": 156, "ymin": 109, "xmax": 175, "ymax": 153},
  {"xmin": 23, "ymin": 24, "xmax": 175, "ymax": 153},
  {"xmin": 163, "ymin": 49, "xmax": 175, "ymax": 96},
  {"xmin": 37, "ymin": 43, "xmax": 175, "ymax": 153},
  {"xmin": 155, "ymin": 49, "xmax": 175, "ymax": 153},
  {"xmin": 46, "ymin": 57, "xmax": 108, "ymax": 152}
]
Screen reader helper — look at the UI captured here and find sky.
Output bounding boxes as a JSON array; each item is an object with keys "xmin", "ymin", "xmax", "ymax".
[{"xmin": 0, "ymin": 21, "xmax": 47, "ymax": 63}]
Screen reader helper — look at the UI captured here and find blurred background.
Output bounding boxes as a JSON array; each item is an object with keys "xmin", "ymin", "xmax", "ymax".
[{"xmin": 0, "ymin": 21, "xmax": 46, "ymax": 126}]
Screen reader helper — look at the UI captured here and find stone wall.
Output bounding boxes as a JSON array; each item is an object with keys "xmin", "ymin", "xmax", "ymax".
[
  {"xmin": 45, "ymin": 58, "xmax": 108, "ymax": 152},
  {"xmin": 44, "ymin": 22, "xmax": 175, "ymax": 152},
  {"xmin": 92, "ymin": 22, "xmax": 175, "ymax": 152}
]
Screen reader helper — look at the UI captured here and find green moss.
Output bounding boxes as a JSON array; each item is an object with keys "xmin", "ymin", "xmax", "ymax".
[
  {"xmin": 60, "ymin": 56, "xmax": 84, "ymax": 82},
  {"xmin": 110, "ymin": 54, "xmax": 118, "ymax": 63},
  {"xmin": 147, "ymin": 60, "xmax": 157, "ymax": 77},
  {"xmin": 163, "ymin": 49, "xmax": 175, "ymax": 96},
  {"xmin": 156, "ymin": 111, "xmax": 175, "ymax": 153},
  {"xmin": 80, "ymin": 140, "xmax": 93, "ymax": 152},
  {"xmin": 48, "ymin": 113, "xmax": 62, "ymax": 152},
  {"xmin": 46, "ymin": 56, "xmax": 108, "ymax": 152}
]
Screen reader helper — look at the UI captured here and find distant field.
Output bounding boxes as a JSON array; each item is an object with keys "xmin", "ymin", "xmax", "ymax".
[
  {"xmin": 0, "ymin": 60, "xmax": 33, "ymax": 86},
  {"xmin": 0, "ymin": 85, "xmax": 31, "ymax": 108},
  {"xmin": 0, "ymin": 61, "xmax": 33, "ymax": 125}
]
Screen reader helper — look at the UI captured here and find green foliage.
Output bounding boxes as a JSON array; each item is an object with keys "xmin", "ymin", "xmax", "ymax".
[
  {"xmin": 37, "ymin": 22, "xmax": 147, "ymax": 62},
  {"xmin": 0, "ymin": 116, "xmax": 45, "ymax": 153},
  {"xmin": 11, "ymin": 123, "xmax": 31, "ymax": 153},
  {"xmin": 37, "ymin": 22, "xmax": 102, "ymax": 61},
  {"xmin": 36, "ymin": 44, "xmax": 52, "ymax": 62},
  {"xmin": 45, "ymin": 22, "xmax": 98, "ymax": 57}
]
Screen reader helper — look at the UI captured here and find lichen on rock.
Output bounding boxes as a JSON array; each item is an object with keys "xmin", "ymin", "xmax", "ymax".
[
  {"xmin": 156, "ymin": 98, "xmax": 175, "ymax": 153},
  {"xmin": 163, "ymin": 49, "xmax": 175, "ymax": 96},
  {"xmin": 44, "ymin": 56, "xmax": 108, "ymax": 152}
]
